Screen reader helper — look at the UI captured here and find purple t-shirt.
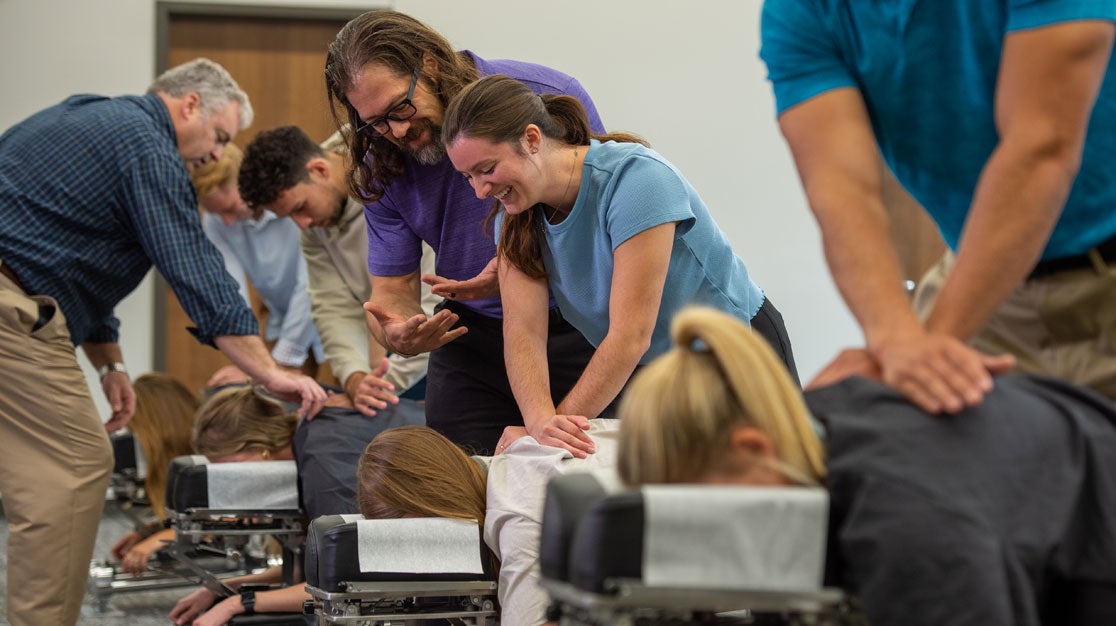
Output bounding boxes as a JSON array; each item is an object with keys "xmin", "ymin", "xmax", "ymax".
[{"xmin": 365, "ymin": 51, "xmax": 604, "ymax": 318}]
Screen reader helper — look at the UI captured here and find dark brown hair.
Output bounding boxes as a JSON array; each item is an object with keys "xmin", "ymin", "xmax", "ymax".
[
  {"xmin": 239, "ymin": 125, "xmax": 325, "ymax": 209},
  {"xmin": 325, "ymin": 10, "xmax": 479, "ymax": 203},
  {"xmin": 442, "ymin": 75, "xmax": 646, "ymax": 278}
]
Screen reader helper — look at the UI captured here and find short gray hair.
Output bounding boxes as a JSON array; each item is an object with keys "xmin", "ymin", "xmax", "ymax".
[{"xmin": 148, "ymin": 58, "xmax": 254, "ymax": 129}]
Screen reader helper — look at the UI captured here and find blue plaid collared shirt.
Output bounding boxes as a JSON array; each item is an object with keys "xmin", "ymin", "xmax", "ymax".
[{"xmin": 0, "ymin": 92, "xmax": 257, "ymax": 345}]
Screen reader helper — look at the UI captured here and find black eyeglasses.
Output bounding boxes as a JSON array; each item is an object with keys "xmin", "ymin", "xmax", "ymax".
[{"xmin": 355, "ymin": 69, "xmax": 420, "ymax": 136}]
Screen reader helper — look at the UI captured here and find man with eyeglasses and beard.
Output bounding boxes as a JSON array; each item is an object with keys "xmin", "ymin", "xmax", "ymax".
[{"xmin": 323, "ymin": 10, "xmax": 608, "ymax": 455}]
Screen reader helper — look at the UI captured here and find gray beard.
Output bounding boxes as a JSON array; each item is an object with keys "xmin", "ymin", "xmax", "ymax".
[
  {"xmin": 410, "ymin": 141, "xmax": 446, "ymax": 166},
  {"xmin": 401, "ymin": 121, "xmax": 446, "ymax": 165}
]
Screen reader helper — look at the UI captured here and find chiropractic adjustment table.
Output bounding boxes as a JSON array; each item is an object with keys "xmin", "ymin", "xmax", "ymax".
[
  {"xmin": 106, "ymin": 429, "xmax": 146, "ymax": 507},
  {"xmin": 89, "ymin": 454, "xmax": 306, "ymax": 614},
  {"xmin": 539, "ymin": 473, "xmax": 861, "ymax": 626},
  {"xmin": 304, "ymin": 514, "xmax": 498, "ymax": 624},
  {"xmin": 89, "ymin": 430, "xmax": 181, "ymax": 610}
]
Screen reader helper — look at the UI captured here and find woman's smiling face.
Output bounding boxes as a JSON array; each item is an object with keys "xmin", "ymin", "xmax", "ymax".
[{"xmin": 447, "ymin": 135, "xmax": 539, "ymax": 215}]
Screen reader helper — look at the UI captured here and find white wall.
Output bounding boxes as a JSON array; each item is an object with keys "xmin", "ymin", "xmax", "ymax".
[
  {"xmin": 0, "ymin": 0, "xmax": 858, "ymax": 420},
  {"xmin": 396, "ymin": 0, "xmax": 861, "ymax": 380}
]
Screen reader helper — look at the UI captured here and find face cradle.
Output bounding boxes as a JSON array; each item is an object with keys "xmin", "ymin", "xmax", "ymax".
[
  {"xmin": 200, "ymin": 183, "xmax": 255, "ymax": 225},
  {"xmin": 447, "ymin": 136, "xmax": 537, "ymax": 214},
  {"xmin": 206, "ymin": 449, "xmax": 269, "ymax": 463},
  {"xmin": 345, "ymin": 62, "xmax": 447, "ymax": 164}
]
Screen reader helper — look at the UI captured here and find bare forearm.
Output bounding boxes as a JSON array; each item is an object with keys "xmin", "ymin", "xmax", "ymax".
[
  {"xmin": 213, "ymin": 335, "xmax": 282, "ymax": 385},
  {"xmin": 255, "ymin": 584, "xmax": 309, "ymax": 613},
  {"xmin": 559, "ymin": 223, "xmax": 671, "ymax": 417},
  {"xmin": 500, "ymin": 264, "xmax": 558, "ymax": 429},
  {"xmin": 779, "ymin": 88, "xmax": 923, "ymax": 350},
  {"xmin": 371, "ymin": 272, "xmax": 425, "ymax": 317},
  {"xmin": 81, "ymin": 342, "xmax": 124, "ymax": 369},
  {"xmin": 927, "ymin": 144, "xmax": 1077, "ymax": 340},
  {"xmin": 368, "ymin": 271, "xmax": 425, "ymax": 347},
  {"xmin": 505, "ymin": 324, "xmax": 556, "ymax": 429},
  {"xmin": 556, "ymin": 333, "xmax": 646, "ymax": 420},
  {"xmin": 223, "ymin": 566, "xmax": 283, "ymax": 590},
  {"xmin": 814, "ymin": 193, "xmax": 923, "ymax": 349},
  {"xmin": 930, "ymin": 20, "xmax": 1114, "ymax": 339}
]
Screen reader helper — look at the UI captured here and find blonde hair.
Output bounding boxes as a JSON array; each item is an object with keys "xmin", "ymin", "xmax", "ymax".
[
  {"xmin": 192, "ymin": 386, "xmax": 298, "ymax": 459},
  {"xmin": 190, "ymin": 142, "xmax": 243, "ymax": 198},
  {"xmin": 618, "ymin": 307, "xmax": 826, "ymax": 486},
  {"xmin": 130, "ymin": 373, "xmax": 199, "ymax": 518}
]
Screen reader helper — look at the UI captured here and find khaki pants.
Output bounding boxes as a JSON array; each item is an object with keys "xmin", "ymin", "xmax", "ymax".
[
  {"xmin": 913, "ymin": 252, "xmax": 1116, "ymax": 399},
  {"xmin": 0, "ymin": 271, "xmax": 113, "ymax": 626}
]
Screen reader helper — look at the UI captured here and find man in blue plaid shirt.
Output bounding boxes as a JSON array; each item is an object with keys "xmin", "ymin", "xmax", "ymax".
[{"xmin": 0, "ymin": 58, "xmax": 326, "ymax": 626}]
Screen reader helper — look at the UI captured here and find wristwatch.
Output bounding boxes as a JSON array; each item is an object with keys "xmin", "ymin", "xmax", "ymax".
[
  {"xmin": 97, "ymin": 362, "xmax": 127, "ymax": 381},
  {"xmin": 240, "ymin": 589, "xmax": 256, "ymax": 615}
]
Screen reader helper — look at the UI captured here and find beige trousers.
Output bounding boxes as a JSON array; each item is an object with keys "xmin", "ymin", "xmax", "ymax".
[
  {"xmin": 913, "ymin": 252, "xmax": 1116, "ymax": 399},
  {"xmin": 0, "ymin": 271, "xmax": 113, "ymax": 626}
]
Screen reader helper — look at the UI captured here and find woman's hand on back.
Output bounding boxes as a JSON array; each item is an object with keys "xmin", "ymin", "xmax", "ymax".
[{"xmin": 527, "ymin": 414, "xmax": 595, "ymax": 459}]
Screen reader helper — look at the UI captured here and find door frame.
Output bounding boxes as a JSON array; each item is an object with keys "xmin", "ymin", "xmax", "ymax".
[
  {"xmin": 155, "ymin": 2, "xmax": 365, "ymax": 73},
  {"xmin": 151, "ymin": 1, "xmax": 367, "ymax": 371}
]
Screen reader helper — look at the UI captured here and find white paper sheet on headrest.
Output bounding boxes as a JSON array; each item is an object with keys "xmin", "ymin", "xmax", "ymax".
[
  {"xmin": 357, "ymin": 518, "xmax": 484, "ymax": 575},
  {"xmin": 642, "ymin": 486, "xmax": 827, "ymax": 592},
  {"xmin": 205, "ymin": 460, "xmax": 299, "ymax": 510}
]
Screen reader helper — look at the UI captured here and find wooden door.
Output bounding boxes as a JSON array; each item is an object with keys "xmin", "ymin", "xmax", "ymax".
[{"xmin": 156, "ymin": 7, "xmax": 359, "ymax": 392}]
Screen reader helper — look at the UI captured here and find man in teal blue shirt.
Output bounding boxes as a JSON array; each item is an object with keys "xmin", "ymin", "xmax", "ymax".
[{"xmin": 761, "ymin": 1, "xmax": 1116, "ymax": 411}]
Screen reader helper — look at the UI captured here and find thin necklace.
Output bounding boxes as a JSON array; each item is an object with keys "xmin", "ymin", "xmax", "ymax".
[{"xmin": 544, "ymin": 147, "xmax": 579, "ymax": 224}]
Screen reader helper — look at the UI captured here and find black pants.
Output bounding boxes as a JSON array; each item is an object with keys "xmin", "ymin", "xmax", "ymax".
[
  {"xmin": 751, "ymin": 296, "xmax": 800, "ymax": 387},
  {"xmin": 424, "ymin": 301, "xmax": 602, "ymax": 455},
  {"xmin": 1044, "ymin": 579, "xmax": 1116, "ymax": 626}
]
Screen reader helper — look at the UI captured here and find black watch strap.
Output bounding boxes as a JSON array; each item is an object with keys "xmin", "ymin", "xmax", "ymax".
[{"xmin": 240, "ymin": 589, "xmax": 256, "ymax": 615}]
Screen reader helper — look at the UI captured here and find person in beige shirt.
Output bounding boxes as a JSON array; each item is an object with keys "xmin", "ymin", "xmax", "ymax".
[{"xmin": 240, "ymin": 126, "xmax": 438, "ymax": 416}]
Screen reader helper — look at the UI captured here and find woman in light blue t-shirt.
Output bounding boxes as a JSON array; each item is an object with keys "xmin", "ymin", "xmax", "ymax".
[{"xmin": 440, "ymin": 75, "xmax": 797, "ymax": 458}]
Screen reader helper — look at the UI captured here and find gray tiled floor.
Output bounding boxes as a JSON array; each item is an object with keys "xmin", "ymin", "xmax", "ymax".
[{"xmin": 0, "ymin": 497, "xmax": 195, "ymax": 625}]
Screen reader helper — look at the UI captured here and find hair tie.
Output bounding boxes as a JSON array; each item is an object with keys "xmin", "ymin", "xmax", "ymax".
[{"xmin": 690, "ymin": 338, "xmax": 710, "ymax": 353}]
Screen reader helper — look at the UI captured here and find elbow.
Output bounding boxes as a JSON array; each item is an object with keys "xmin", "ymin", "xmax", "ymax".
[
  {"xmin": 1003, "ymin": 125, "xmax": 1086, "ymax": 189},
  {"xmin": 803, "ymin": 175, "xmax": 890, "ymax": 234},
  {"xmin": 1036, "ymin": 138, "xmax": 1083, "ymax": 185},
  {"xmin": 604, "ymin": 324, "xmax": 655, "ymax": 363}
]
